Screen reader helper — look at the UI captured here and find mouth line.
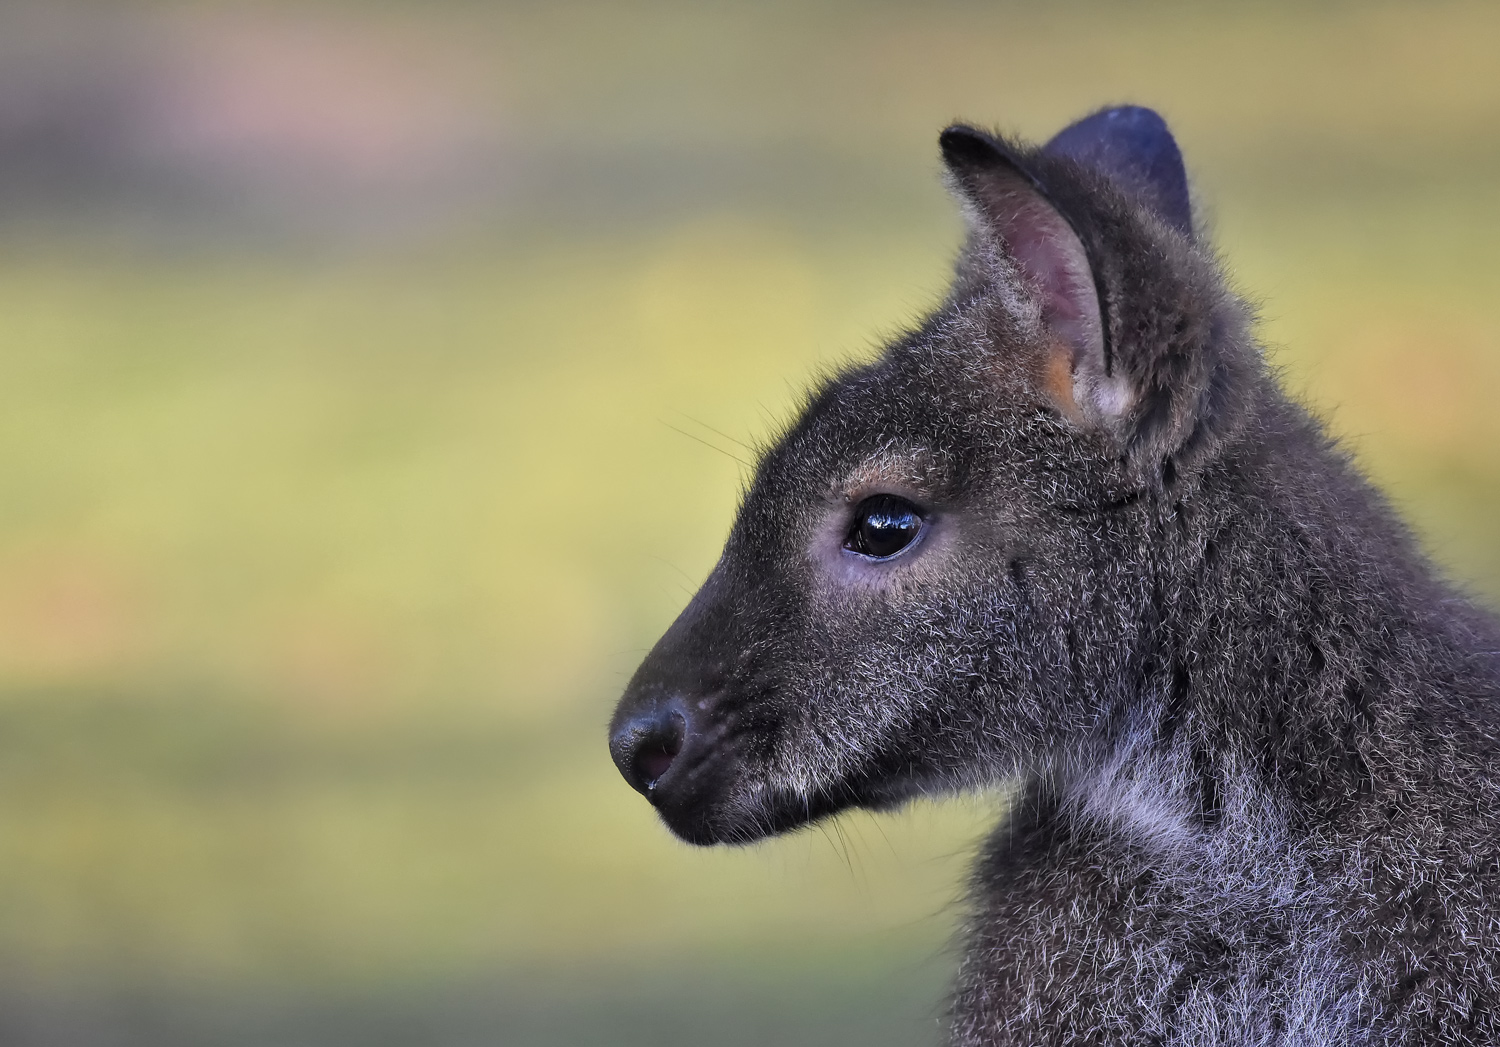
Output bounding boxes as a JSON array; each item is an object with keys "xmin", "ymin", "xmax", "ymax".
[
  {"xmin": 657, "ymin": 768, "xmax": 875, "ymax": 846},
  {"xmin": 638, "ymin": 707, "xmax": 915, "ymax": 843}
]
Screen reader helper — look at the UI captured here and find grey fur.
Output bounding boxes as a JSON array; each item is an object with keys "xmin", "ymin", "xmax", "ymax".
[{"xmin": 608, "ymin": 107, "xmax": 1500, "ymax": 1045}]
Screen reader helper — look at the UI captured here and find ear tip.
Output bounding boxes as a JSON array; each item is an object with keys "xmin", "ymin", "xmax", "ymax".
[
  {"xmin": 939, "ymin": 124, "xmax": 1001, "ymax": 167},
  {"xmin": 1045, "ymin": 105, "xmax": 1181, "ymax": 163},
  {"xmin": 940, "ymin": 125, "xmax": 1039, "ymax": 193},
  {"xmin": 1095, "ymin": 105, "xmax": 1172, "ymax": 134},
  {"xmin": 1045, "ymin": 104, "xmax": 1193, "ymax": 238}
]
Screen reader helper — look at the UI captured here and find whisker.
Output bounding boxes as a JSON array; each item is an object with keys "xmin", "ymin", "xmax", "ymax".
[
  {"xmin": 649, "ymin": 554, "xmax": 700, "ymax": 588},
  {"xmin": 660, "ymin": 420, "xmax": 753, "ymax": 468},
  {"xmin": 675, "ymin": 412, "xmax": 758, "ymax": 453}
]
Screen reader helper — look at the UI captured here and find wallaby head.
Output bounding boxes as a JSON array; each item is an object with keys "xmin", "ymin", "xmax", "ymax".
[{"xmin": 609, "ymin": 106, "xmax": 1265, "ymax": 845}]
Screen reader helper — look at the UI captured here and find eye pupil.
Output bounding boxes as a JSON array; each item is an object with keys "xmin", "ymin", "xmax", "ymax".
[{"xmin": 846, "ymin": 495, "xmax": 925, "ymax": 559}]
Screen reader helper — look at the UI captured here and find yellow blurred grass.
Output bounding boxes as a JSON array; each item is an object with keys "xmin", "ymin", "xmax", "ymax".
[
  {"xmin": 0, "ymin": 0, "xmax": 1494, "ymax": 997},
  {"xmin": 0, "ymin": 199, "xmax": 1493, "ymax": 986}
]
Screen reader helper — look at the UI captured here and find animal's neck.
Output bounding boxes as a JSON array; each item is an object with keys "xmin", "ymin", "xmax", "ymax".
[{"xmin": 1114, "ymin": 423, "xmax": 1492, "ymax": 835}]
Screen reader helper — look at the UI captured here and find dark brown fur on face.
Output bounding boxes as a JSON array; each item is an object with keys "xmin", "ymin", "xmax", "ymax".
[{"xmin": 609, "ymin": 106, "xmax": 1500, "ymax": 1045}]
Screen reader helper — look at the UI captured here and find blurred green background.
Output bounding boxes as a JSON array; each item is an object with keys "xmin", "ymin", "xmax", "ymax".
[{"xmin": 0, "ymin": 2, "xmax": 1496, "ymax": 1043}]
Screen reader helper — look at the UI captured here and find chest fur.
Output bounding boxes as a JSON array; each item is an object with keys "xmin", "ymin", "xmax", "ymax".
[{"xmin": 947, "ymin": 790, "xmax": 1371, "ymax": 1047}]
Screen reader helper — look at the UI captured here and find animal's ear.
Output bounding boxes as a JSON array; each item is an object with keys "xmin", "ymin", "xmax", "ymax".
[
  {"xmin": 1044, "ymin": 106, "xmax": 1192, "ymax": 240},
  {"xmin": 940, "ymin": 125, "xmax": 1130, "ymax": 426}
]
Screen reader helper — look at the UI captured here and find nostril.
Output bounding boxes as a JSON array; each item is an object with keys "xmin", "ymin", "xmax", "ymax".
[{"xmin": 632, "ymin": 710, "xmax": 686, "ymax": 789}]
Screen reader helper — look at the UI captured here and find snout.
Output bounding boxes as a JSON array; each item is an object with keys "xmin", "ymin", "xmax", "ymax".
[{"xmin": 609, "ymin": 700, "xmax": 691, "ymax": 797}]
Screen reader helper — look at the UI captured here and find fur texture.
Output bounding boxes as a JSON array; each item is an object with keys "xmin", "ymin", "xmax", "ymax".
[{"xmin": 608, "ymin": 106, "xmax": 1500, "ymax": 1045}]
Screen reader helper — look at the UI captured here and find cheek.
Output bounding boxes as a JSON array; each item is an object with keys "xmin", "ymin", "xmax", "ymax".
[{"xmin": 1015, "ymin": 527, "xmax": 1129, "ymax": 607}]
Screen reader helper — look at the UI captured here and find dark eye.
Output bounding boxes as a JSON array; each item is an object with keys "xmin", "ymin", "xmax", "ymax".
[{"xmin": 844, "ymin": 495, "xmax": 926, "ymax": 560}]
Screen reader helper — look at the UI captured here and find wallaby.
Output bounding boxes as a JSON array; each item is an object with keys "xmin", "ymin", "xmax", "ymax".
[{"xmin": 608, "ymin": 106, "xmax": 1500, "ymax": 1045}]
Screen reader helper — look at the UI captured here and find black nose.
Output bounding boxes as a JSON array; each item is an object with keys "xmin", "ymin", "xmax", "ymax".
[{"xmin": 610, "ymin": 703, "xmax": 689, "ymax": 796}]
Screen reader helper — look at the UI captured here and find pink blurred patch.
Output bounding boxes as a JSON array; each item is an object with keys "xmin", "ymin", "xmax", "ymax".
[
  {"xmin": 143, "ymin": 11, "xmax": 497, "ymax": 192},
  {"xmin": 0, "ymin": 550, "xmax": 148, "ymax": 681}
]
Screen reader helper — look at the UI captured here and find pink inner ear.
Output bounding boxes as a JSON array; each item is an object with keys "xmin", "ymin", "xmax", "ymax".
[
  {"xmin": 995, "ymin": 192, "xmax": 1104, "ymax": 376},
  {"xmin": 942, "ymin": 127, "xmax": 1129, "ymax": 424}
]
